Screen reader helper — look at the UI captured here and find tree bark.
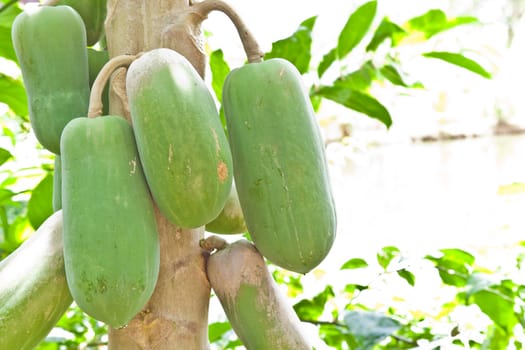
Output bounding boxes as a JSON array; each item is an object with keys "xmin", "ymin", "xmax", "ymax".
[{"xmin": 104, "ymin": 1, "xmax": 210, "ymax": 349}]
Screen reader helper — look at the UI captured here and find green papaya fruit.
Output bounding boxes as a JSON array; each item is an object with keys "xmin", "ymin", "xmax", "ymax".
[
  {"xmin": 222, "ymin": 58, "xmax": 337, "ymax": 274},
  {"xmin": 127, "ymin": 48, "xmax": 233, "ymax": 228},
  {"xmin": 61, "ymin": 115, "xmax": 160, "ymax": 328},
  {"xmin": 11, "ymin": 5, "xmax": 90, "ymax": 154},
  {"xmin": 57, "ymin": 0, "xmax": 107, "ymax": 46},
  {"xmin": 53, "ymin": 155, "xmax": 61, "ymax": 212},
  {"xmin": 0, "ymin": 210, "xmax": 72, "ymax": 350},
  {"xmin": 207, "ymin": 240, "xmax": 312, "ymax": 349},
  {"xmin": 205, "ymin": 182, "xmax": 247, "ymax": 234},
  {"xmin": 87, "ymin": 48, "xmax": 110, "ymax": 115}
]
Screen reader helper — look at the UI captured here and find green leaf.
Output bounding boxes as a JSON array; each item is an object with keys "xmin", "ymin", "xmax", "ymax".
[
  {"xmin": 482, "ymin": 325, "xmax": 512, "ymax": 350},
  {"xmin": 0, "ymin": 24, "xmax": 16, "ymax": 62},
  {"xmin": 376, "ymin": 246, "xmax": 400, "ymax": 270},
  {"xmin": 341, "ymin": 258, "xmax": 368, "ymax": 270},
  {"xmin": 265, "ymin": 16, "xmax": 317, "ymax": 74},
  {"xmin": 0, "ymin": 1, "xmax": 21, "ymax": 28},
  {"xmin": 366, "ymin": 17, "xmax": 405, "ymax": 51},
  {"xmin": 425, "ymin": 248, "xmax": 474, "ymax": 287},
  {"xmin": 337, "ymin": 1, "xmax": 377, "ymax": 59},
  {"xmin": 0, "ymin": 73, "xmax": 28, "ymax": 117},
  {"xmin": 294, "ymin": 285, "xmax": 334, "ymax": 321},
  {"xmin": 396, "ymin": 269, "xmax": 416, "ymax": 286},
  {"xmin": 0, "ymin": 147, "xmax": 12, "ymax": 166},
  {"xmin": 422, "ymin": 51, "xmax": 491, "ymax": 78},
  {"xmin": 315, "ymin": 85, "xmax": 392, "ymax": 128},
  {"xmin": 344, "ymin": 310, "xmax": 402, "ymax": 350},
  {"xmin": 320, "ymin": 324, "xmax": 356, "ymax": 349},
  {"xmin": 208, "ymin": 321, "xmax": 232, "ymax": 342},
  {"xmin": 334, "ymin": 61, "xmax": 376, "ymax": 91},
  {"xmin": 379, "ymin": 64, "xmax": 409, "ymax": 87},
  {"xmin": 210, "ymin": 49, "xmax": 230, "ymax": 103},
  {"xmin": 404, "ymin": 9, "xmax": 478, "ymax": 40},
  {"xmin": 27, "ymin": 173, "xmax": 54, "ymax": 230},
  {"xmin": 472, "ymin": 288, "xmax": 518, "ymax": 333},
  {"xmin": 318, "ymin": 48, "xmax": 337, "ymax": 78}
]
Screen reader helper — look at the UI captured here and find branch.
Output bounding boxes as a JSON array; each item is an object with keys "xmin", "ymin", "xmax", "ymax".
[
  {"xmin": 88, "ymin": 54, "xmax": 138, "ymax": 118},
  {"xmin": 192, "ymin": 0, "xmax": 264, "ymax": 63}
]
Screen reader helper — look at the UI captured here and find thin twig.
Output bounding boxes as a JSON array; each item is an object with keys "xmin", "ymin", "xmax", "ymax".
[
  {"xmin": 192, "ymin": 0, "xmax": 264, "ymax": 63},
  {"xmin": 88, "ymin": 54, "xmax": 138, "ymax": 118}
]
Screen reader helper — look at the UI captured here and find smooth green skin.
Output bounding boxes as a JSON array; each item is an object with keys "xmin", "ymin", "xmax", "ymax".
[
  {"xmin": 206, "ymin": 183, "xmax": 247, "ymax": 234},
  {"xmin": 87, "ymin": 48, "xmax": 110, "ymax": 115},
  {"xmin": 0, "ymin": 211, "xmax": 72, "ymax": 350},
  {"xmin": 208, "ymin": 240, "xmax": 312, "ymax": 350},
  {"xmin": 12, "ymin": 6, "xmax": 90, "ymax": 154},
  {"xmin": 61, "ymin": 116, "xmax": 160, "ymax": 328},
  {"xmin": 223, "ymin": 59, "xmax": 337, "ymax": 274},
  {"xmin": 57, "ymin": 0, "xmax": 107, "ymax": 46},
  {"xmin": 127, "ymin": 48, "xmax": 233, "ymax": 228},
  {"xmin": 53, "ymin": 155, "xmax": 61, "ymax": 211}
]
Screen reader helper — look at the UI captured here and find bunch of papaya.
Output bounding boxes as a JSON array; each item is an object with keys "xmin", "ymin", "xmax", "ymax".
[{"xmin": 5, "ymin": 0, "xmax": 337, "ymax": 347}]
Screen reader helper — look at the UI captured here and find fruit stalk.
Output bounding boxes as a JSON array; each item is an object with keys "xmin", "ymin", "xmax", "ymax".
[{"xmin": 192, "ymin": 0, "xmax": 264, "ymax": 63}]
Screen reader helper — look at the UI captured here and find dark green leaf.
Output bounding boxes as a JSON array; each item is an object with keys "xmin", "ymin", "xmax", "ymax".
[
  {"xmin": 344, "ymin": 284, "xmax": 369, "ymax": 294},
  {"xmin": 294, "ymin": 285, "xmax": 334, "ymax": 321},
  {"xmin": 396, "ymin": 269, "xmax": 416, "ymax": 286},
  {"xmin": 318, "ymin": 48, "xmax": 337, "ymax": 78},
  {"xmin": 0, "ymin": 147, "xmax": 12, "ymax": 166},
  {"xmin": 334, "ymin": 61, "xmax": 376, "ymax": 91},
  {"xmin": 315, "ymin": 85, "xmax": 392, "ymax": 128},
  {"xmin": 341, "ymin": 257, "xmax": 368, "ymax": 270},
  {"xmin": 376, "ymin": 246, "xmax": 400, "ymax": 270},
  {"xmin": 337, "ymin": 1, "xmax": 377, "ymax": 59},
  {"xmin": 379, "ymin": 65, "xmax": 409, "ymax": 87},
  {"xmin": 265, "ymin": 16, "xmax": 317, "ymax": 74},
  {"xmin": 208, "ymin": 321, "xmax": 232, "ymax": 342},
  {"xmin": 27, "ymin": 173, "xmax": 54, "ymax": 230},
  {"xmin": 344, "ymin": 310, "xmax": 402, "ymax": 350},
  {"xmin": 366, "ymin": 17, "xmax": 405, "ymax": 51},
  {"xmin": 423, "ymin": 51, "xmax": 491, "ymax": 78},
  {"xmin": 404, "ymin": 9, "xmax": 478, "ymax": 40},
  {"xmin": 210, "ymin": 49, "xmax": 230, "ymax": 103},
  {"xmin": 0, "ymin": 74, "xmax": 28, "ymax": 117}
]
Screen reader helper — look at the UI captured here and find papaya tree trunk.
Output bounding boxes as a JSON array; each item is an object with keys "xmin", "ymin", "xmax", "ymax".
[{"xmin": 105, "ymin": 1, "xmax": 210, "ymax": 349}]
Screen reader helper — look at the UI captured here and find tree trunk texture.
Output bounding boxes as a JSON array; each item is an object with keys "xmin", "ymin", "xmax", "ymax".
[{"xmin": 105, "ymin": 1, "xmax": 210, "ymax": 349}]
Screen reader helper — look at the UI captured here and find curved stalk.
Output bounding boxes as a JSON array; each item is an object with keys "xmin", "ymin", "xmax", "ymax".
[
  {"xmin": 192, "ymin": 0, "xmax": 264, "ymax": 63},
  {"xmin": 87, "ymin": 54, "xmax": 137, "ymax": 118}
]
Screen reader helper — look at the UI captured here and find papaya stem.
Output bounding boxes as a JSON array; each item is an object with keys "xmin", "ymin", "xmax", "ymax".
[
  {"xmin": 192, "ymin": 0, "xmax": 264, "ymax": 63},
  {"xmin": 88, "ymin": 54, "xmax": 138, "ymax": 118},
  {"xmin": 199, "ymin": 235, "xmax": 228, "ymax": 252},
  {"xmin": 41, "ymin": 0, "xmax": 60, "ymax": 6}
]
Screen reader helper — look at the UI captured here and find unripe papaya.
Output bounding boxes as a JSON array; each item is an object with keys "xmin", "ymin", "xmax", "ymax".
[
  {"xmin": 57, "ymin": 0, "xmax": 107, "ymax": 46},
  {"xmin": 11, "ymin": 6, "xmax": 90, "ymax": 154},
  {"xmin": 127, "ymin": 48, "xmax": 233, "ymax": 228},
  {"xmin": 61, "ymin": 116, "xmax": 160, "ymax": 328},
  {"xmin": 53, "ymin": 155, "xmax": 61, "ymax": 212},
  {"xmin": 207, "ymin": 240, "xmax": 312, "ymax": 349},
  {"xmin": 0, "ymin": 211, "xmax": 72, "ymax": 350},
  {"xmin": 205, "ymin": 182, "xmax": 247, "ymax": 234},
  {"xmin": 222, "ymin": 58, "xmax": 337, "ymax": 274}
]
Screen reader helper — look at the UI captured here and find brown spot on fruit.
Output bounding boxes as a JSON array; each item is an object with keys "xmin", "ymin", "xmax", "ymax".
[{"xmin": 217, "ymin": 161, "xmax": 228, "ymax": 182}]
